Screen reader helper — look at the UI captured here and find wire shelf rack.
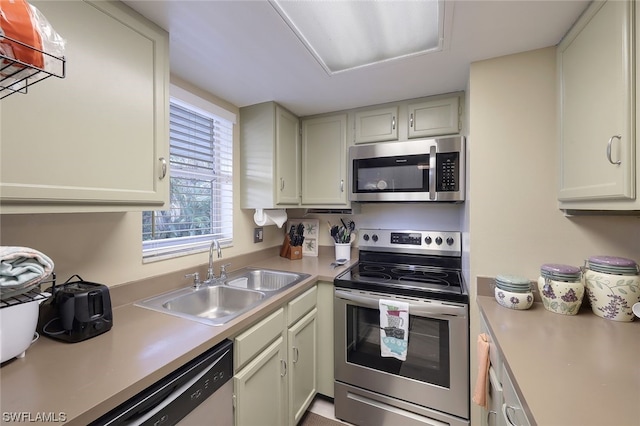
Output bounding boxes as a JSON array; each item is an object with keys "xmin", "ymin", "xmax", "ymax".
[{"xmin": 0, "ymin": 35, "xmax": 66, "ymax": 99}]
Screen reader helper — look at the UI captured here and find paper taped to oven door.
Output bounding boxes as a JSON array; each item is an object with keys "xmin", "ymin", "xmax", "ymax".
[{"xmin": 379, "ymin": 299, "xmax": 409, "ymax": 361}]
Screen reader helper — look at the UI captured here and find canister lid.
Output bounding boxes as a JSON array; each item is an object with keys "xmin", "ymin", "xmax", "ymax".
[
  {"xmin": 540, "ymin": 264, "xmax": 581, "ymax": 281},
  {"xmin": 587, "ymin": 256, "xmax": 639, "ymax": 275},
  {"xmin": 495, "ymin": 274, "xmax": 530, "ymax": 285},
  {"xmin": 495, "ymin": 274, "xmax": 531, "ymax": 293}
]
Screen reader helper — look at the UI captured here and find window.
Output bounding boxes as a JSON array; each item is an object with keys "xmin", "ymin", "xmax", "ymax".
[{"xmin": 142, "ymin": 94, "xmax": 234, "ymax": 261}]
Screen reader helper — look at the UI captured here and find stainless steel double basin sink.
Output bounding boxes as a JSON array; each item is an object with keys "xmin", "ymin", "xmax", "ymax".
[{"xmin": 135, "ymin": 268, "xmax": 310, "ymax": 326}]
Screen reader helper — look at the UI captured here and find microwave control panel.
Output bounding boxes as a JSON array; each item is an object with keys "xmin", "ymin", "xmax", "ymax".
[{"xmin": 436, "ymin": 152, "xmax": 459, "ymax": 192}]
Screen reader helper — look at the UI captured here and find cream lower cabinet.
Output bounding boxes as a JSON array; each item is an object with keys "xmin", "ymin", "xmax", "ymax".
[
  {"xmin": 234, "ymin": 335, "xmax": 288, "ymax": 426},
  {"xmin": 301, "ymin": 114, "xmax": 348, "ymax": 207},
  {"xmin": 558, "ymin": 0, "xmax": 638, "ymax": 210},
  {"xmin": 479, "ymin": 314, "xmax": 530, "ymax": 426},
  {"xmin": 315, "ymin": 281, "xmax": 334, "ymax": 397},
  {"xmin": 0, "ymin": 0, "xmax": 169, "ymax": 213},
  {"xmin": 233, "ymin": 286, "xmax": 317, "ymax": 426},
  {"xmin": 288, "ymin": 308, "xmax": 317, "ymax": 425}
]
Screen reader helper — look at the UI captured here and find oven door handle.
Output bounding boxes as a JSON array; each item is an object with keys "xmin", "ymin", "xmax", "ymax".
[{"xmin": 335, "ymin": 289, "xmax": 467, "ymax": 318}]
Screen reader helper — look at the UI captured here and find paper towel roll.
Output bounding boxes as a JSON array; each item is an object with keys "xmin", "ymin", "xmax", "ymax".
[{"xmin": 253, "ymin": 209, "xmax": 288, "ymax": 228}]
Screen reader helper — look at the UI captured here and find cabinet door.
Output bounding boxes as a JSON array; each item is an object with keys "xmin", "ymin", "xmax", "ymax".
[
  {"xmin": 315, "ymin": 281, "xmax": 334, "ymax": 398},
  {"xmin": 354, "ymin": 106, "xmax": 398, "ymax": 144},
  {"xmin": 558, "ymin": 0, "xmax": 635, "ymax": 202},
  {"xmin": 276, "ymin": 106, "xmax": 301, "ymax": 205},
  {"xmin": 234, "ymin": 336, "xmax": 288, "ymax": 426},
  {"xmin": 288, "ymin": 308, "xmax": 317, "ymax": 426},
  {"xmin": 0, "ymin": 0, "xmax": 169, "ymax": 213},
  {"xmin": 408, "ymin": 96, "xmax": 460, "ymax": 138},
  {"xmin": 301, "ymin": 114, "xmax": 348, "ymax": 206}
]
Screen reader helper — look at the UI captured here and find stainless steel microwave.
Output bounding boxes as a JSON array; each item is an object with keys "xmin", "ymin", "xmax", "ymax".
[{"xmin": 349, "ymin": 136, "xmax": 465, "ymax": 202}]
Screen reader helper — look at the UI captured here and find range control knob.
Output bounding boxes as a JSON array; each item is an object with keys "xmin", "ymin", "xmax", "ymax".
[
  {"xmin": 372, "ymin": 234, "xmax": 379, "ymax": 242},
  {"xmin": 435, "ymin": 237, "xmax": 443, "ymax": 245},
  {"xmin": 363, "ymin": 234, "xmax": 370, "ymax": 241},
  {"xmin": 446, "ymin": 237, "xmax": 455, "ymax": 246},
  {"xmin": 425, "ymin": 236, "xmax": 432, "ymax": 245}
]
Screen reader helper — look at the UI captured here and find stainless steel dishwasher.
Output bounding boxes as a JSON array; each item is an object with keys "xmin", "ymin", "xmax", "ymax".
[{"xmin": 90, "ymin": 340, "xmax": 233, "ymax": 426}]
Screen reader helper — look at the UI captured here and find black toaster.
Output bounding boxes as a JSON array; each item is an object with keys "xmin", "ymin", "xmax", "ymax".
[{"xmin": 38, "ymin": 276, "xmax": 113, "ymax": 343}]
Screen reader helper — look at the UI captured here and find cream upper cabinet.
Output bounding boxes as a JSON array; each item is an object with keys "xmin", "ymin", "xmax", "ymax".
[
  {"xmin": 301, "ymin": 114, "xmax": 349, "ymax": 207},
  {"xmin": 240, "ymin": 102, "xmax": 301, "ymax": 208},
  {"xmin": 0, "ymin": 0, "xmax": 169, "ymax": 214},
  {"xmin": 407, "ymin": 96, "xmax": 461, "ymax": 139},
  {"xmin": 354, "ymin": 106, "xmax": 398, "ymax": 144},
  {"xmin": 558, "ymin": 0, "xmax": 639, "ymax": 210}
]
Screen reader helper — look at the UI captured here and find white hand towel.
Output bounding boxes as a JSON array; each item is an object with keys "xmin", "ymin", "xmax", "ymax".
[
  {"xmin": 379, "ymin": 299, "xmax": 409, "ymax": 361},
  {"xmin": 0, "ymin": 246, "xmax": 54, "ymax": 288}
]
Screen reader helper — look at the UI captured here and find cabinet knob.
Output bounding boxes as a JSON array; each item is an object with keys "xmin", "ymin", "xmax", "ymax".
[
  {"xmin": 409, "ymin": 113, "xmax": 414, "ymax": 128},
  {"xmin": 392, "ymin": 116, "xmax": 396, "ymax": 130},
  {"xmin": 606, "ymin": 135, "xmax": 622, "ymax": 165},
  {"xmin": 280, "ymin": 178, "xmax": 285, "ymax": 191},
  {"xmin": 159, "ymin": 157, "xmax": 167, "ymax": 179},
  {"xmin": 340, "ymin": 179, "xmax": 344, "ymax": 192}
]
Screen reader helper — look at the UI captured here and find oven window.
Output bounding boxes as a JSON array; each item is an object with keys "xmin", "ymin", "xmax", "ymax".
[
  {"xmin": 353, "ymin": 154, "xmax": 428, "ymax": 193},
  {"xmin": 346, "ymin": 304, "xmax": 450, "ymax": 388}
]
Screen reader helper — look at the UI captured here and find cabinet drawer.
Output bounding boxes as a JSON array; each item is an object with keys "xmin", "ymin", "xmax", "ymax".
[
  {"xmin": 234, "ymin": 308, "xmax": 284, "ymax": 371},
  {"xmin": 501, "ymin": 364, "xmax": 530, "ymax": 426},
  {"xmin": 287, "ymin": 286, "xmax": 317, "ymax": 327}
]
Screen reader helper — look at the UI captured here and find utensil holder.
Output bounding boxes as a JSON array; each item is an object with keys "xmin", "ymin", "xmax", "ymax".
[{"xmin": 334, "ymin": 243, "xmax": 351, "ymax": 261}]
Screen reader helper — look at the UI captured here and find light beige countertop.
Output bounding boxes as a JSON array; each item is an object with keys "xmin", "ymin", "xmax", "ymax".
[
  {"xmin": 477, "ymin": 288, "xmax": 640, "ymax": 426},
  {"xmin": 0, "ymin": 247, "xmax": 356, "ymax": 425}
]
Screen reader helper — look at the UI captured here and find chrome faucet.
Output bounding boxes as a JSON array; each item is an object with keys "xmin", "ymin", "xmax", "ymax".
[{"xmin": 207, "ymin": 239, "xmax": 222, "ymax": 282}]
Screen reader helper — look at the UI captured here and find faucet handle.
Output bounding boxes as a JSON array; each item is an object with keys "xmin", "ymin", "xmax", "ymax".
[
  {"xmin": 185, "ymin": 272, "xmax": 201, "ymax": 287},
  {"xmin": 220, "ymin": 263, "xmax": 231, "ymax": 280}
]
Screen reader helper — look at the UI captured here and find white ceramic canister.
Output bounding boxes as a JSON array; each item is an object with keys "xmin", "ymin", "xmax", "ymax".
[
  {"xmin": 494, "ymin": 275, "xmax": 534, "ymax": 310},
  {"xmin": 537, "ymin": 264, "xmax": 584, "ymax": 315},
  {"xmin": 583, "ymin": 256, "xmax": 640, "ymax": 322}
]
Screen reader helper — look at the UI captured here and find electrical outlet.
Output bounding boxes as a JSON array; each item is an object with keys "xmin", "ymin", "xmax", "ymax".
[{"xmin": 254, "ymin": 227, "xmax": 263, "ymax": 243}]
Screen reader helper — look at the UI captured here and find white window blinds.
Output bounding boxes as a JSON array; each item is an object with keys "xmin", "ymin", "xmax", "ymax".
[{"xmin": 142, "ymin": 99, "xmax": 233, "ymax": 261}]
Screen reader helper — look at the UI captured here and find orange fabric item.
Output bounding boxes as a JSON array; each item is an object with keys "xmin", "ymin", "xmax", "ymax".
[
  {"xmin": 0, "ymin": 0, "xmax": 44, "ymax": 68},
  {"xmin": 472, "ymin": 333, "xmax": 490, "ymax": 409}
]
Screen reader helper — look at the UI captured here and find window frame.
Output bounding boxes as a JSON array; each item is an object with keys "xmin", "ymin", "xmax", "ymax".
[{"xmin": 142, "ymin": 86, "xmax": 236, "ymax": 262}]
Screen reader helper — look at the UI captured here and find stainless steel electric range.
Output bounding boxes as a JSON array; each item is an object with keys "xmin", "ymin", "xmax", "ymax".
[{"xmin": 334, "ymin": 229, "xmax": 470, "ymax": 426}]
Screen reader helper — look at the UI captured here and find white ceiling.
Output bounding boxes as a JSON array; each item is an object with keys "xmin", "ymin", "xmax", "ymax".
[{"xmin": 122, "ymin": 0, "xmax": 590, "ymax": 117}]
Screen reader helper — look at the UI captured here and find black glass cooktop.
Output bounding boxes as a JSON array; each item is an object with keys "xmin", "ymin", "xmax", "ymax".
[{"xmin": 334, "ymin": 251, "xmax": 468, "ymax": 303}]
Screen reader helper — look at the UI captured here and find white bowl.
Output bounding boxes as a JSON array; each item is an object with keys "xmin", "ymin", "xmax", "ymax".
[
  {"xmin": 495, "ymin": 286, "xmax": 533, "ymax": 310},
  {"xmin": 583, "ymin": 269, "xmax": 640, "ymax": 322},
  {"xmin": 537, "ymin": 276, "xmax": 584, "ymax": 315}
]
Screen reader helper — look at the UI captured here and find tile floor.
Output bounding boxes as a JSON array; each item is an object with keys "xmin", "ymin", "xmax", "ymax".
[{"xmin": 307, "ymin": 396, "xmax": 351, "ymax": 424}]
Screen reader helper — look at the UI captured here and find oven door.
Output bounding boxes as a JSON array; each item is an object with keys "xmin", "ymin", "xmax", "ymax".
[{"xmin": 334, "ymin": 288, "xmax": 469, "ymax": 420}]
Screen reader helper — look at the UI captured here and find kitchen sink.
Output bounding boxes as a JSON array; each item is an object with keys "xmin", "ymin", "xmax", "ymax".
[
  {"xmin": 135, "ymin": 268, "xmax": 310, "ymax": 326},
  {"xmin": 225, "ymin": 268, "xmax": 308, "ymax": 292}
]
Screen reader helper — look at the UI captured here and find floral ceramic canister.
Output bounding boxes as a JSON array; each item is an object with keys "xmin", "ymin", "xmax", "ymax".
[
  {"xmin": 537, "ymin": 264, "xmax": 584, "ymax": 315},
  {"xmin": 583, "ymin": 256, "xmax": 640, "ymax": 322}
]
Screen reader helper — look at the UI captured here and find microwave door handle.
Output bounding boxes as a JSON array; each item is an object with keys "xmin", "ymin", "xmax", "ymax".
[
  {"xmin": 335, "ymin": 289, "xmax": 466, "ymax": 318},
  {"xmin": 429, "ymin": 145, "xmax": 436, "ymax": 200}
]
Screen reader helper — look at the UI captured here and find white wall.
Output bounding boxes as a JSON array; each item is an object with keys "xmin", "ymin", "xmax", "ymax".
[
  {"xmin": 467, "ymin": 46, "xmax": 640, "ymax": 424},
  {"xmin": 0, "ymin": 77, "xmax": 286, "ymax": 287}
]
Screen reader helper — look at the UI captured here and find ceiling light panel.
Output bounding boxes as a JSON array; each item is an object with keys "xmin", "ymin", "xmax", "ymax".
[{"xmin": 270, "ymin": 0, "xmax": 443, "ymax": 75}]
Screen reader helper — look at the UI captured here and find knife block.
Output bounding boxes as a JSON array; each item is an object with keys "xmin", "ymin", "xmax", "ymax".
[{"xmin": 280, "ymin": 235, "xmax": 302, "ymax": 260}]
